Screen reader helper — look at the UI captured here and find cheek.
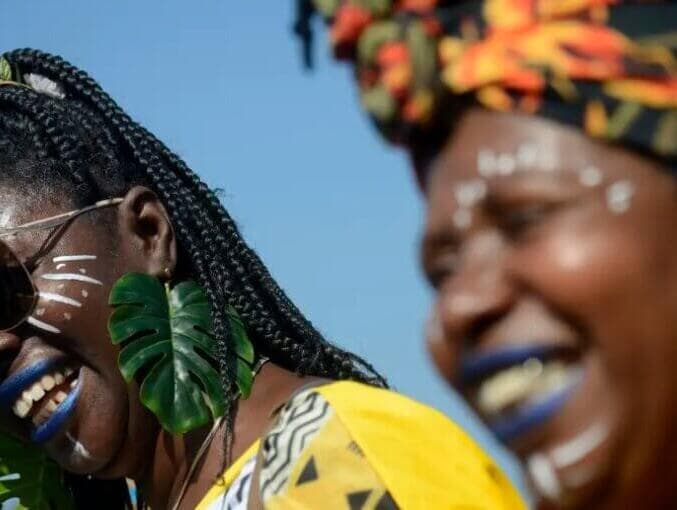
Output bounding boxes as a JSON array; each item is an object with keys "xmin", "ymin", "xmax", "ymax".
[
  {"xmin": 513, "ymin": 219, "xmax": 677, "ymax": 383},
  {"xmin": 31, "ymin": 258, "xmax": 121, "ymax": 373}
]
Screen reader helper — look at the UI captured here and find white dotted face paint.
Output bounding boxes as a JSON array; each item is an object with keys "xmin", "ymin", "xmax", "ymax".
[
  {"xmin": 516, "ymin": 142, "xmax": 538, "ymax": 167},
  {"xmin": 455, "ymin": 179, "xmax": 487, "ymax": 207},
  {"xmin": 478, "ymin": 148, "xmax": 498, "ymax": 177},
  {"xmin": 606, "ymin": 180, "xmax": 635, "ymax": 214},
  {"xmin": 497, "ymin": 153, "xmax": 516, "ymax": 176},
  {"xmin": 81, "ymin": 290, "xmax": 89, "ymax": 298},
  {"xmin": 35, "ymin": 308, "xmax": 45, "ymax": 316},
  {"xmin": 56, "ymin": 263, "xmax": 67, "ymax": 270},
  {"xmin": 64, "ymin": 313, "xmax": 72, "ymax": 321},
  {"xmin": 453, "ymin": 209, "xmax": 472, "ymax": 230},
  {"xmin": 578, "ymin": 166, "xmax": 603, "ymax": 188},
  {"xmin": 79, "ymin": 268, "xmax": 87, "ymax": 274}
]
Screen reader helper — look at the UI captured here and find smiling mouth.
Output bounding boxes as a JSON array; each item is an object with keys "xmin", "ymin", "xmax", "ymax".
[
  {"xmin": 460, "ymin": 344, "xmax": 583, "ymax": 442},
  {"xmin": 0, "ymin": 358, "xmax": 82, "ymax": 443}
]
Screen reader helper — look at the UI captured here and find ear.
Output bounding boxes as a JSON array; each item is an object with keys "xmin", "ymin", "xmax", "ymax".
[{"xmin": 117, "ymin": 186, "xmax": 177, "ymax": 278}]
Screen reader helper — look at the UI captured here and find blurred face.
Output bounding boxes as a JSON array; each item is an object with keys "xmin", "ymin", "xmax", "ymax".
[
  {"xmin": 0, "ymin": 186, "xmax": 171, "ymax": 477},
  {"xmin": 419, "ymin": 108, "xmax": 677, "ymax": 508}
]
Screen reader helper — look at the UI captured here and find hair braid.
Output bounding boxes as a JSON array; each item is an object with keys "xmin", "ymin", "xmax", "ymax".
[{"xmin": 0, "ymin": 47, "xmax": 388, "ymax": 507}]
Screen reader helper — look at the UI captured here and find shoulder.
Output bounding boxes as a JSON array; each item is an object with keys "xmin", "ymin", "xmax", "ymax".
[{"xmin": 257, "ymin": 381, "xmax": 526, "ymax": 510}]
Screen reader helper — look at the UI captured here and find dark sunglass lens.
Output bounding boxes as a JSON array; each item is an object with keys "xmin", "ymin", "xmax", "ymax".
[{"xmin": 0, "ymin": 243, "xmax": 35, "ymax": 330}]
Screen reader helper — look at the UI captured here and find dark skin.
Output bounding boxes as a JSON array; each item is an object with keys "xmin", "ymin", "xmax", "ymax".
[
  {"xmin": 0, "ymin": 185, "xmax": 319, "ymax": 509},
  {"xmin": 417, "ymin": 108, "xmax": 677, "ymax": 509}
]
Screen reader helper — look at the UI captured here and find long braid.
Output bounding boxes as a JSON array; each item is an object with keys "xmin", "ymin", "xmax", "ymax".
[{"xmin": 0, "ymin": 49, "xmax": 387, "ymax": 481}]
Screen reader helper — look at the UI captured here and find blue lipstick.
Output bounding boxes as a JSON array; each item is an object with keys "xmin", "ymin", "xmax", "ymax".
[
  {"xmin": 460, "ymin": 344, "xmax": 582, "ymax": 443},
  {"xmin": 31, "ymin": 379, "xmax": 82, "ymax": 444},
  {"xmin": 0, "ymin": 358, "xmax": 66, "ymax": 408},
  {"xmin": 489, "ymin": 383, "xmax": 579, "ymax": 442}
]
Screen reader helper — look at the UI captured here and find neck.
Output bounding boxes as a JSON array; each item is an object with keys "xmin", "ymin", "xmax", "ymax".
[{"xmin": 140, "ymin": 364, "xmax": 323, "ymax": 509}]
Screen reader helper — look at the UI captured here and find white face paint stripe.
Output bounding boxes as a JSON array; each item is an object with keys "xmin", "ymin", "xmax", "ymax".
[
  {"xmin": 0, "ymin": 473, "xmax": 20, "ymax": 482},
  {"xmin": 56, "ymin": 263, "xmax": 67, "ymax": 270},
  {"xmin": 528, "ymin": 453, "xmax": 562, "ymax": 502},
  {"xmin": 52, "ymin": 255, "xmax": 97, "ymax": 263},
  {"xmin": 40, "ymin": 273, "xmax": 103, "ymax": 286},
  {"xmin": 66, "ymin": 432, "xmax": 95, "ymax": 461},
  {"xmin": 549, "ymin": 422, "xmax": 609, "ymax": 468},
  {"xmin": 27, "ymin": 316, "xmax": 61, "ymax": 334},
  {"xmin": 38, "ymin": 292, "xmax": 82, "ymax": 308}
]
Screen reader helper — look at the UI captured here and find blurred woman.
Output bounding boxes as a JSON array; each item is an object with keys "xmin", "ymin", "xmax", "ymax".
[{"xmin": 304, "ymin": 0, "xmax": 676, "ymax": 508}]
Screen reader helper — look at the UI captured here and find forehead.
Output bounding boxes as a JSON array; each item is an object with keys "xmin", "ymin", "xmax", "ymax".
[
  {"xmin": 425, "ymin": 108, "xmax": 665, "ymax": 198},
  {"xmin": 0, "ymin": 184, "xmax": 73, "ymax": 229}
]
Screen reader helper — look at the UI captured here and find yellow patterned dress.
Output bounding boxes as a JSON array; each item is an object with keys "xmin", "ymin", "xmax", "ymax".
[{"xmin": 197, "ymin": 381, "xmax": 525, "ymax": 510}]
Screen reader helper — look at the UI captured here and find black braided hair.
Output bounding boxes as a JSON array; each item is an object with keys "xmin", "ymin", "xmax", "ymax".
[{"xmin": 0, "ymin": 48, "xmax": 386, "ymax": 508}]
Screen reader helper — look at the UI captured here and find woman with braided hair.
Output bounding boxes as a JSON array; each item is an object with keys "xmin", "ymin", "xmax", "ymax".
[
  {"xmin": 0, "ymin": 48, "xmax": 524, "ymax": 509},
  {"xmin": 303, "ymin": 0, "xmax": 676, "ymax": 508}
]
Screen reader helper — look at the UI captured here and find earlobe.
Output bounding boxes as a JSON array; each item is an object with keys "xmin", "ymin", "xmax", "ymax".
[{"xmin": 118, "ymin": 186, "xmax": 177, "ymax": 278}]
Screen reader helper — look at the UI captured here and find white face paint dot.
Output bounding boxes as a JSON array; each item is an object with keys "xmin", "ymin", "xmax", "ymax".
[
  {"xmin": 516, "ymin": 142, "xmax": 538, "ymax": 167},
  {"xmin": 56, "ymin": 263, "xmax": 66, "ymax": 270},
  {"xmin": 64, "ymin": 313, "xmax": 72, "ymax": 321},
  {"xmin": 606, "ymin": 180, "xmax": 635, "ymax": 214},
  {"xmin": 478, "ymin": 149, "xmax": 498, "ymax": 177},
  {"xmin": 497, "ymin": 153, "xmax": 516, "ymax": 175},
  {"xmin": 58, "ymin": 284, "xmax": 65, "ymax": 290},
  {"xmin": 453, "ymin": 209, "xmax": 472, "ymax": 230},
  {"xmin": 81, "ymin": 290, "xmax": 89, "ymax": 298},
  {"xmin": 455, "ymin": 179, "xmax": 487, "ymax": 207},
  {"xmin": 79, "ymin": 268, "xmax": 87, "ymax": 274},
  {"xmin": 36, "ymin": 308, "xmax": 45, "ymax": 317},
  {"xmin": 579, "ymin": 166, "xmax": 603, "ymax": 187}
]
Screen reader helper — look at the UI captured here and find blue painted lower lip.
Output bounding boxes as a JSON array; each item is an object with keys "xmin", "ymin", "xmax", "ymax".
[
  {"xmin": 31, "ymin": 381, "xmax": 82, "ymax": 444},
  {"xmin": 0, "ymin": 358, "xmax": 65, "ymax": 408},
  {"xmin": 489, "ymin": 381, "xmax": 580, "ymax": 443}
]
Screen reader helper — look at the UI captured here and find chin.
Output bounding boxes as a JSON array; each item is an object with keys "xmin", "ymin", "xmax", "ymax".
[
  {"xmin": 43, "ymin": 366, "xmax": 131, "ymax": 476},
  {"xmin": 455, "ymin": 345, "xmax": 631, "ymax": 509}
]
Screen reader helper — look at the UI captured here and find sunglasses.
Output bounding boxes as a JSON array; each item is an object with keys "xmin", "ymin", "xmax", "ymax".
[{"xmin": 0, "ymin": 198, "xmax": 122, "ymax": 332}]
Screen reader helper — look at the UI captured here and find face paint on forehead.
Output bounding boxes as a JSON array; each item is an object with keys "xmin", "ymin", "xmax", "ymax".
[{"xmin": 606, "ymin": 180, "xmax": 635, "ymax": 214}]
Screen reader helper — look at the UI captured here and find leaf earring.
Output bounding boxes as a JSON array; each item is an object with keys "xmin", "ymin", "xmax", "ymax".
[{"xmin": 107, "ymin": 272, "xmax": 256, "ymax": 434}]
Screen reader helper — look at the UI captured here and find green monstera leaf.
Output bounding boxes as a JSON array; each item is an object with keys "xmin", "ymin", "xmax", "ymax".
[
  {"xmin": 0, "ymin": 433, "xmax": 74, "ymax": 509},
  {"xmin": 108, "ymin": 273, "xmax": 255, "ymax": 434}
]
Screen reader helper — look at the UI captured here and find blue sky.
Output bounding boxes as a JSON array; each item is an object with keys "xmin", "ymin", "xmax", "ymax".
[{"xmin": 1, "ymin": 0, "xmax": 522, "ymax": 486}]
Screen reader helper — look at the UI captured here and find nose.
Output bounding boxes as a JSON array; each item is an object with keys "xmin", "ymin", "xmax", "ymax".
[{"xmin": 433, "ymin": 232, "xmax": 516, "ymax": 375}]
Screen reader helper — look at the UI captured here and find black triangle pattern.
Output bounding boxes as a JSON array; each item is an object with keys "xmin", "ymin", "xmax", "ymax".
[
  {"xmin": 375, "ymin": 491, "xmax": 399, "ymax": 510},
  {"xmin": 346, "ymin": 490, "xmax": 372, "ymax": 510},
  {"xmin": 296, "ymin": 456, "xmax": 319, "ymax": 486}
]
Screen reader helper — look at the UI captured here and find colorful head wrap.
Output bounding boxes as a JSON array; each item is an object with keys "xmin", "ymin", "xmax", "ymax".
[{"xmin": 300, "ymin": 0, "xmax": 676, "ymax": 162}]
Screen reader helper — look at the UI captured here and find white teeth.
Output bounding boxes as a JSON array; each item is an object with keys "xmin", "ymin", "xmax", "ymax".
[
  {"xmin": 29, "ymin": 383, "xmax": 45, "ymax": 402},
  {"xmin": 10, "ymin": 367, "xmax": 79, "ymax": 421},
  {"xmin": 477, "ymin": 360, "xmax": 578, "ymax": 417},
  {"xmin": 40, "ymin": 375, "xmax": 55, "ymax": 391},
  {"xmin": 13, "ymin": 400, "xmax": 31, "ymax": 419}
]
